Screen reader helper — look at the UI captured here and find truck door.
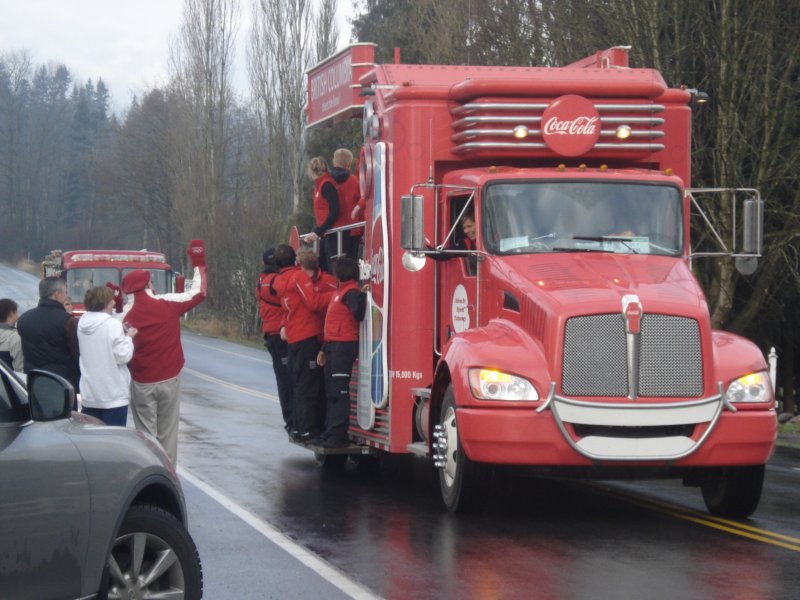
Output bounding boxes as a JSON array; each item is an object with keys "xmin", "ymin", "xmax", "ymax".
[{"xmin": 439, "ymin": 195, "xmax": 478, "ymax": 348}]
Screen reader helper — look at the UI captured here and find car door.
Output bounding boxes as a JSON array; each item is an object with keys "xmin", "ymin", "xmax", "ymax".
[{"xmin": 0, "ymin": 369, "xmax": 91, "ymax": 600}]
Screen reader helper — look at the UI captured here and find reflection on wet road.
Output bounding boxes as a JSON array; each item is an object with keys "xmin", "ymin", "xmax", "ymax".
[{"xmin": 179, "ymin": 332, "xmax": 800, "ymax": 600}]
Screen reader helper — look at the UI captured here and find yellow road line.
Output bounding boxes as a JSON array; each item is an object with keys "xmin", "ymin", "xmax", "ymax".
[
  {"xmin": 594, "ymin": 484, "xmax": 800, "ymax": 552},
  {"xmin": 183, "ymin": 367, "xmax": 279, "ymax": 403}
]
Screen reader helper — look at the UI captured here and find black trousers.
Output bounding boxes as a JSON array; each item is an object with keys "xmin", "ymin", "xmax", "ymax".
[
  {"xmin": 265, "ymin": 333, "xmax": 293, "ymax": 430},
  {"xmin": 289, "ymin": 336, "xmax": 325, "ymax": 436},
  {"xmin": 322, "ymin": 341, "xmax": 358, "ymax": 443}
]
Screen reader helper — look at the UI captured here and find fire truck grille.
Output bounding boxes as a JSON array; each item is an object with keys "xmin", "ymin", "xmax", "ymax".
[{"xmin": 562, "ymin": 314, "xmax": 702, "ymax": 397}]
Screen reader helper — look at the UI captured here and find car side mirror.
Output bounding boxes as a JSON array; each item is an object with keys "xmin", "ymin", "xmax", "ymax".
[{"xmin": 27, "ymin": 370, "xmax": 74, "ymax": 421}]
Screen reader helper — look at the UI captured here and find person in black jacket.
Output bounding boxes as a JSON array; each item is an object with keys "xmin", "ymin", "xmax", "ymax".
[{"xmin": 17, "ymin": 276, "xmax": 80, "ymax": 392}]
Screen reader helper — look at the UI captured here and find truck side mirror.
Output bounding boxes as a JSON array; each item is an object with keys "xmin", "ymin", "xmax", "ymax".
[
  {"xmin": 736, "ymin": 198, "xmax": 763, "ymax": 275},
  {"xmin": 741, "ymin": 198, "xmax": 762, "ymax": 254},
  {"xmin": 400, "ymin": 195, "xmax": 425, "ymax": 251}
]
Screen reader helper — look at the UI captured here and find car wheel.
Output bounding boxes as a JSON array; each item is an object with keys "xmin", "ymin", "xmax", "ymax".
[
  {"xmin": 100, "ymin": 504, "xmax": 203, "ymax": 600},
  {"xmin": 700, "ymin": 464, "xmax": 765, "ymax": 518},
  {"xmin": 437, "ymin": 384, "xmax": 492, "ymax": 513}
]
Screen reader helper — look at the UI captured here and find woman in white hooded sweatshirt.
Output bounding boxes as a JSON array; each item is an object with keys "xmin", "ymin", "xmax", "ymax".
[{"xmin": 78, "ymin": 286, "xmax": 138, "ymax": 426}]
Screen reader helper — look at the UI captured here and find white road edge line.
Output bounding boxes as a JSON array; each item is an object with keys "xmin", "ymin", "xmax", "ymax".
[{"xmin": 178, "ymin": 467, "xmax": 382, "ymax": 600}]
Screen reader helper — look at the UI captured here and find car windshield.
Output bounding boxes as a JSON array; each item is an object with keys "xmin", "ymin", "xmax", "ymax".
[
  {"xmin": 483, "ymin": 181, "xmax": 683, "ymax": 256},
  {"xmin": 65, "ymin": 268, "xmax": 119, "ymax": 301},
  {"xmin": 121, "ymin": 269, "xmax": 171, "ymax": 295}
]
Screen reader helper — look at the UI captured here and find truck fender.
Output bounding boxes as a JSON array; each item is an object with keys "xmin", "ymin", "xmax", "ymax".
[
  {"xmin": 429, "ymin": 319, "xmax": 550, "ymax": 442},
  {"xmin": 711, "ymin": 330, "xmax": 770, "ymax": 387}
]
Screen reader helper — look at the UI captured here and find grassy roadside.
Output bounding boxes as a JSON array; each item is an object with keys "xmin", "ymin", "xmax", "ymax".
[{"xmin": 778, "ymin": 422, "xmax": 800, "ymax": 449}]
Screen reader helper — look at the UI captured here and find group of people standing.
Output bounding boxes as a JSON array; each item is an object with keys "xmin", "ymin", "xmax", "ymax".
[
  {"xmin": 0, "ymin": 240, "xmax": 207, "ymax": 465},
  {"xmin": 256, "ymin": 148, "xmax": 367, "ymax": 448}
]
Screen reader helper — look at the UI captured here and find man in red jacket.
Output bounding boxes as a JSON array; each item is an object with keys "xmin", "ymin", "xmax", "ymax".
[
  {"xmin": 121, "ymin": 239, "xmax": 207, "ymax": 464},
  {"xmin": 317, "ymin": 257, "xmax": 366, "ymax": 447},
  {"xmin": 304, "ymin": 150, "xmax": 361, "ymax": 270},
  {"xmin": 257, "ymin": 247, "xmax": 293, "ymax": 435},
  {"xmin": 330, "ymin": 148, "xmax": 362, "ymax": 260},
  {"xmin": 272, "ymin": 245, "xmax": 336, "ymax": 441}
]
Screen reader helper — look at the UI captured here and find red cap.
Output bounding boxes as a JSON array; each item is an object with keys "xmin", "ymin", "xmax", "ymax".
[{"xmin": 121, "ymin": 269, "xmax": 150, "ymax": 294}]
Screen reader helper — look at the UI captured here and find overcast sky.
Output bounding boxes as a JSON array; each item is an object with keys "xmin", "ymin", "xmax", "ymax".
[{"xmin": 0, "ymin": 0, "xmax": 352, "ymax": 114}]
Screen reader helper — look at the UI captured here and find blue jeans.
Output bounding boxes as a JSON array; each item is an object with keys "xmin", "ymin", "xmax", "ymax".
[{"xmin": 82, "ymin": 405, "xmax": 128, "ymax": 426}]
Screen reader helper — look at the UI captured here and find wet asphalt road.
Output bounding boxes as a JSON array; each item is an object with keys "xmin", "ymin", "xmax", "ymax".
[{"xmin": 178, "ymin": 332, "xmax": 800, "ymax": 600}]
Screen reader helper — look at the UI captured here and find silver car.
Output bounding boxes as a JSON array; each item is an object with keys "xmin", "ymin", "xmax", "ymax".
[{"xmin": 0, "ymin": 362, "xmax": 203, "ymax": 599}]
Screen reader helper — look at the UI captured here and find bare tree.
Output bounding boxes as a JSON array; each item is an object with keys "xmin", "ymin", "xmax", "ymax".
[
  {"xmin": 315, "ymin": 0, "xmax": 340, "ymax": 63},
  {"xmin": 166, "ymin": 0, "xmax": 239, "ymax": 312},
  {"xmin": 248, "ymin": 0, "xmax": 315, "ymax": 217},
  {"xmin": 169, "ymin": 0, "xmax": 239, "ymax": 242}
]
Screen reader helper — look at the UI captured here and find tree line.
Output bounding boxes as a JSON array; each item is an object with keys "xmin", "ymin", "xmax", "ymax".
[{"xmin": 0, "ymin": 0, "xmax": 797, "ymax": 410}]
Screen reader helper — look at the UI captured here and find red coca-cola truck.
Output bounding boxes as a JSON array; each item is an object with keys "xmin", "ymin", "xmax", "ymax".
[{"xmin": 305, "ymin": 45, "xmax": 775, "ymax": 516}]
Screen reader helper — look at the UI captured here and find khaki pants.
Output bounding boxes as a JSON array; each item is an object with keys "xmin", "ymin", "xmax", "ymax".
[{"xmin": 130, "ymin": 376, "xmax": 181, "ymax": 464}]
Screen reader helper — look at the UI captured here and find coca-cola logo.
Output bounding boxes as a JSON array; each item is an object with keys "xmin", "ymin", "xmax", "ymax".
[
  {"xmin": 541, "ymin": 95, "xmax": 601, "ymax": 157},
  {"xmin": 624, "ymin": 302, "xmax": 642, "ymax": 334},
  {"xmin": 544, "ymin": 115, "xmax": 598, "ymax": 136}
]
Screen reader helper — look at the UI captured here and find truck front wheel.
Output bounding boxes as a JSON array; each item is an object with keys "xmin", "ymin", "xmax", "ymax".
[
  {"xmin": 700, "ymin": 465, "xmax": 765, "ymax": 518},
  {"xmin": 437, "ymin": 385, "xmax": 492, "ymax": 513}
]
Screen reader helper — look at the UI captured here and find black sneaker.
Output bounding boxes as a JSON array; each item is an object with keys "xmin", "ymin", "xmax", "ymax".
[
  {"xmin": 321, "ymin": 438, "xmax": 349, "ymax": 448},
  {"xmin": 299, "ymin": 431, "xmax": 322, "ymax": 444}
]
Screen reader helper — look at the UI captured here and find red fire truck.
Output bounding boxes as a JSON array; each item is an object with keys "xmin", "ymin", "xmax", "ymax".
[
  {"xmin": 304, "ymin": 45, "xmax": 775, "ymax": 517},
  {"xmin": 41, "ymin": 249, "xmax": 183, "ymax": 314}
]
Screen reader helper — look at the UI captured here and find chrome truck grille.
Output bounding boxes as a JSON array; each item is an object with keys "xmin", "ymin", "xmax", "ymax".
[{"xmin": 562, "ymin": 314, "xmax": 703, "ymax": 397}]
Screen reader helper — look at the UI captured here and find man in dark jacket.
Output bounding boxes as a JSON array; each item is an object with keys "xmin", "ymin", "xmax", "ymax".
[{"xmin": 17, "ymin": 276, "xmax": 80, "ymax": 390}]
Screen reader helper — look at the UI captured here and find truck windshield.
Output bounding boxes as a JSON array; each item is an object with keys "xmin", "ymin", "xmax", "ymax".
[
  {"xmin": 121, "ymin": 269, "xmax": 171, "ymax": 295},
  {"xmin": 65, "ymin": 268, "xmax": 119, "ymax": 301},
  {"xmin": 483, "ymin": 181, "xmax": 682, "ymax": 256}
]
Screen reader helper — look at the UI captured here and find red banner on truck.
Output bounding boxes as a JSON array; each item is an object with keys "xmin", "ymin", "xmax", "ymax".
[{"xmin": 306, "ymin": 43, "xmax": 376, "ymax": 129}]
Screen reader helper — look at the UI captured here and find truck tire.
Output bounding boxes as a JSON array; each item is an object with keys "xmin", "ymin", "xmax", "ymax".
[
  {"xmin": 99, "ymin": 503, "xmax": 203, "ymax": 600},
  {"xmin": 700, "ymin": 465, "xmax": 765, "ymax": 518},
  {"xmin": 438, "ymin": 385, "xmax": 492, "ymax": 513}
]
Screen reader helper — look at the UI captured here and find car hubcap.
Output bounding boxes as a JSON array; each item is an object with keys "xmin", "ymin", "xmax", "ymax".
[
  {"xmin": 441, "ymin": 406, "xmax": 458, "ymax": 488},
  {"xmin": 107, "ymin": 532, "xmax": 186, "ymax": 600}
]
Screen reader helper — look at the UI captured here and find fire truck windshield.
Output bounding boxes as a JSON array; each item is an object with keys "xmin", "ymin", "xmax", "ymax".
[
  {"xmin": 65, "ymin": 268, "xmax": 118, "ymax": 301},
  {"xmin": 65, "ymin": 268, "xmax": 171, "ymax": 302},
  {"xmin": 121, "ymin": 269, "xmax": 170, "ymax": 295},
  {"xmin": 483, "ymin": 181, "xmax": 683, "ymax": 256}
]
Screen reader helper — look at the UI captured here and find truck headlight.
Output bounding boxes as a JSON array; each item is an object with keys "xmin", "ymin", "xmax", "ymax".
[
  {"xmin": 468, "ymin": 369, "xmax": 539, "ymax": 401},
  {"xmin": 724, "ymin": 371, "xmax": 772, "ymax": 404}
]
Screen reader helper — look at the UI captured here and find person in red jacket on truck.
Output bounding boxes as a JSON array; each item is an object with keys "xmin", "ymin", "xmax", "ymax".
[
  {"xmin": 303, "ymin": 153, "xmax": 360, "ymax": 270},
  {"xmin": 316, "ymin": 257, "xmax": 366, "ymax": 448},
  {"xmin": 330, "ymin": 148, "xmax": 362, "ymax": 260},
  {"xmin": 271, "ymin": 245, "xmax": 336, "ymax": 442},
  {"xmin": 257, "ymin": 247, "xmax": 293, "ymax": 435},
  {"xmin": 120, "ymin": 239, "xmax": 207, "ymax": 464}
]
